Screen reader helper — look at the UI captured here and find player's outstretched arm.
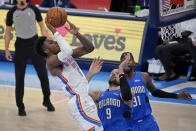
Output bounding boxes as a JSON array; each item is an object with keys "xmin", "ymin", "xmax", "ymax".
[
  {"xmin": 143, "ymin": 73, "xmax": 192, "ymax": 100},
  {"xmin": 119, "ymin": 54, "xmax": 133, "ymax": 107},
  {"xmin": 65, "ymin": 20, "xmax": 94, "ymax": 58},
  {"xmin": 142, "ymin": 72, "xmax": 158, "ymax": 93},
  {"xmin": 86, "ymin": 57, "xmax": 103, "ymax": 82}
]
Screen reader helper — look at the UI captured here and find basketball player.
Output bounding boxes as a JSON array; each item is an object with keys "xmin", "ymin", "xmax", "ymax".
[
  {"xmin": 120, "ymin": 52, "xmax": 192, "ymax": 131},
  {"xmin": 86, "ymin": 55, "xmax": 134, "ymax": 131},
  {"xmin": 35, "ymin": 19, "xmax": 103, "ymax": 131}
]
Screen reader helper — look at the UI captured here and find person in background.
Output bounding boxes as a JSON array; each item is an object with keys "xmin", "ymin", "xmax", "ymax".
[
  {"xmin": 155, "ymin": 19, "xmax": 196, "ymax": 81},
  {"xmin": 4, "ymin": 0, "xmax": 55, "ymax": 116}
]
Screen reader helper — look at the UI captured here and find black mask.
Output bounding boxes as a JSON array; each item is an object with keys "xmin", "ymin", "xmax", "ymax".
[{"xmin": 19, "ymin": 1, "xmax": 25, "ymax": 6}]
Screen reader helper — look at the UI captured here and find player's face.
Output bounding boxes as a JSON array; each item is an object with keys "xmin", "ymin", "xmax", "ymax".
[
  {"xmin": 109, "ymin": 69, "xmax": 120, "ymax": 86},
  {"xmin": 121, "ymin": 54, "xmax": 135, "ymax": 74},
  {"xmin": 44, "ymin": 38, "xmax": 60, "ymax": 54}
]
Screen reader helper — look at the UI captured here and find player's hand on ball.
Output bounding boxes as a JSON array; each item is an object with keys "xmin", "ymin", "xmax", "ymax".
[
  {"xmin": 65, "ymin": 20, "xmax": 78, "ymax": 35},
  {"xmin": 177, "ymin": 90, "xmax": 192, "ymax": 100},
  {"xmin": 45, "ymin": 17, "xmax": 56, "ymax": 34}
]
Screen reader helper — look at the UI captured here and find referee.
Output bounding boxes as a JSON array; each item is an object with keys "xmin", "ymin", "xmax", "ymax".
[{"xmin": 4, "ymin": 0, "xmax": 55, "ymax": 116}]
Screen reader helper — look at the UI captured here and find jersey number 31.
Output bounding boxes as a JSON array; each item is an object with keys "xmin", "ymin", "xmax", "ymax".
[{"xmin": 133, "ymin": 96, "xmax": 141, "ymax": 107}]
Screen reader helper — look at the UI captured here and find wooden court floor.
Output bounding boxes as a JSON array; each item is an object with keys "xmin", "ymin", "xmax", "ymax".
[{"xmin": 0, "ymin": 86, "xmax": 196, "ymax": 131}]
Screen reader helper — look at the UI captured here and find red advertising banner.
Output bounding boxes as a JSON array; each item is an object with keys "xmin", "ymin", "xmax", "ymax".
[
  {"xmin": 170, "ymin": 0, "xmax": 184, "ymax": 4},
  {"xmin": 70, "ymin": 0, "xmax": 111, "ymax": 10}
]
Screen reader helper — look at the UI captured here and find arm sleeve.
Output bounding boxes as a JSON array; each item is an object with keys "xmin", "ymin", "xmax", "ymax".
[
  {"xmin": 30, "ymin": 5, "xmax": 43, "ymax": 22},
  {"xmin": 152, "ymin": 89, "xmax": 177, "ymax": 99},
  {"xmin": 54, "ymin": 32, "xmax": 73, "ymax": 62},
  {"xmin": 119, "ymin": 74, "xmax": 132, "ymax": 101}
]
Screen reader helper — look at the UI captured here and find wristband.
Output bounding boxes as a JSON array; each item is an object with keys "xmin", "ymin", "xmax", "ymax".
[{"xmin": 119, "ymin": 74, "xmax": 125, "ymax": 78}]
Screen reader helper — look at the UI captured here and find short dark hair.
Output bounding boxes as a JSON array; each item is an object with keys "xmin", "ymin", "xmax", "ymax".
[
  {"xmin": 13, "ymin": 0, "xmax": 29, "ymax": 5},
  {"xmin": 34, "ymin": 36, "xmax": 47, "ymax": 57},
  {"xmin": 120, "ymin": 52, "xmax": 134, "ymax": 62}
]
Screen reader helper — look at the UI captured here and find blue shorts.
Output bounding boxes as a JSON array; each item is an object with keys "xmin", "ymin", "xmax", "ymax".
[{"xmin": 131, "ymin": 114, "xmax": 159, "ymax": 131}]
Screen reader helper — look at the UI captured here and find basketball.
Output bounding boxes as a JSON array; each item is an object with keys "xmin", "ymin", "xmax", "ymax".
[{"xmin": 46, "ymin": 7, "xmax": 67, "ymax": 28}]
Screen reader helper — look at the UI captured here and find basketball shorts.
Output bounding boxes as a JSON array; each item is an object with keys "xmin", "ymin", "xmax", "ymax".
[
  {"xmin": 68, "ymin": 94, "xmax": 103, "ymax": 131},
  {"xmin": 132, "ymin": 114, "xmax": 159, "ymax": 131}
]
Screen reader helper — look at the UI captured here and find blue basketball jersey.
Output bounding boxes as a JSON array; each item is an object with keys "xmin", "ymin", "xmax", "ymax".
[
  {"xmin": 127, "ymin": 72, "xmax": 152, "ymax": 121},
  {"xmin": 97, "ymin": 89, "xmax": 132, "ymax": 131}
]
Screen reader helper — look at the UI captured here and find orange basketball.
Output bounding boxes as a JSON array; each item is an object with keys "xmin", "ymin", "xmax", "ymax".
[{"xmin": 46, "ymin": 7, "xmax": 67, "ymax": 28}]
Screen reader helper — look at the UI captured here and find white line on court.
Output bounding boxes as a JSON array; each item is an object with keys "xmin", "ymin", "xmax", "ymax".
[
  {"xmin": 162, "ymin": 82, "xmax": 196, "ymax": 92},
  {"xmin": 151, "ymin": 100, "xmax": 196, "ymax": 106}
]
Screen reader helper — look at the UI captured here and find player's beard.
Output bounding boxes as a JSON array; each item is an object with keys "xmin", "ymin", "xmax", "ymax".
[
  {"xmin": 123, "ymin": 66, "xmax": 133, "ymax": 75},
  {"xmin": 109, "ymin": 79, "xmax": 120, "ymax": 86}
]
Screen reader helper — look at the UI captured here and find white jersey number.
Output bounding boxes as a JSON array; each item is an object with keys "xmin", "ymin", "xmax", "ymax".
[
  {"xmin": 106, "ymin": 108, "xmax": 111, "ymax": 119},
  {"xmin": 132, "ymin": 96, "xmax": 141, "ymax": 107}
]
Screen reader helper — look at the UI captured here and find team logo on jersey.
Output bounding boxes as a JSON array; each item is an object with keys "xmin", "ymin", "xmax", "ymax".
[
  {"xmin": 98, "ymin": 98, "xmax": 120, "ymax": 109},
  {"xmin": 131, "ymin": 86, "xmax": 145, "ymax": 94}
]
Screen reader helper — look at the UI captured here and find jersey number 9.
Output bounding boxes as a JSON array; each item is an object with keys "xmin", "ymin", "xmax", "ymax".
[{"xmin": 106, "ymin": 108, "xmax": 111, "ymax": 119}]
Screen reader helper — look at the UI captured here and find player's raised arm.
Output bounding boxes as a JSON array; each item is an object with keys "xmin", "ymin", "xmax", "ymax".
[
  {"xmin": 45, "ymin": 18, "xmax": 73, "ymax": 62},
  {"xmin": 65, "ymin": 20, "xmax": 94, "ymax": 58},
  {"xmin": 86, "ymin": 57, "xmax": 103, "ymax": 103},
  {"xmin": 119, "ymin": 53, "xmax": 134, "ymax": 107},
  {"xmin": 86, "ymin": 57, "xmax": 103, "ymax": 82}
]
